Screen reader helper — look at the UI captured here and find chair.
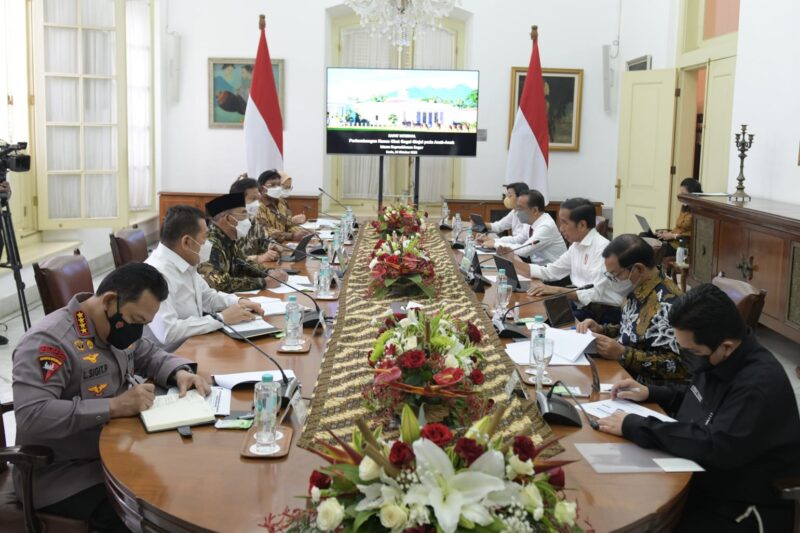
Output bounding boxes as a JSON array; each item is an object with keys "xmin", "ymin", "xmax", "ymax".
[
  {"xmin": 711, "ymin": 273, "xmax": 767, "ymax": 329},
  {"xmin": 33, "ymin": 251, "xmax": 94, "ymax": 315},
  {"xmin": 595, "ymin": 216, "xmax": 609, "ymax": 239},
  {"xmin": 775, "ymin": 478, "xmax": 800, "ymax": 533},
  {"xmin": 109, "ymin": 228, "xmax": 148, "ymax": 268},
  {"xmin": 0, "ymin": 401, "xmax": 88, "ymax": 533}
]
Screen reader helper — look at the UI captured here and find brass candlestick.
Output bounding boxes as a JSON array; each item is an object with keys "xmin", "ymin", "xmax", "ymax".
[{"xmin": 729, "ymin": 124, "xmax": 754, "ymax": 203}]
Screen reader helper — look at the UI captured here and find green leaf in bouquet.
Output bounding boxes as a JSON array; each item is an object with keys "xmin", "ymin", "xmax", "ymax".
[
  {"xmin": 370, "ymin": 329, "xmax": 395, "ymax": 362},
  {"xmin": 351, "ymin": 509, "xmax": 378, "ymax": 532}
]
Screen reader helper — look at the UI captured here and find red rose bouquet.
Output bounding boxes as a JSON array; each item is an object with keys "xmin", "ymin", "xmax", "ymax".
[
  {"xmin": 370, "ymin": 203, "xmax": 422, "ymax": 236},
  {"xmin": 368, "ymin": 233, "xmax": 435, "ymax": 299}
]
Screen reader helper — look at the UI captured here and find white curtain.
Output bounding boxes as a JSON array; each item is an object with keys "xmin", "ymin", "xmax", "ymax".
[
  {"xmin": 126, "ymin": 0, "xmax": 152, "ymax": 211},
  {"xmin": 412, "ymin": 26, "xmax": 457, "ymax": 204},
  {"xmin": 339, "ymin": 27, "xmax": 393, "ymax": 200}
]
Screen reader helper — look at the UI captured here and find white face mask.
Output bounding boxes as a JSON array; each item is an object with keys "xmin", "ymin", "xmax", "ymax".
[
  {"xmin": 189, "ymin": 238, "xmax": 212, "ymax": 264},
  {"xmin": 245, "ymin": 200, "xmax": 260, "ymax": 217},
  {"xmin": 235, "ymin": 218, "xmax": 252, "ymax": 239},
  {"xmin": 280, "ymin": 187, "xmax": 292, "ymax": 198},
  {"xmin": 266, "ymin": 187, "xmax": 282, "ymax": 199}
]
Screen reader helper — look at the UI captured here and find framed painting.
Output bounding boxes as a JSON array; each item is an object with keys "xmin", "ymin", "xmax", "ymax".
[
  {"xmin": 508, "ymin": 67, "xmax": 583, "ymax": 151},
  {"xmin": 208, "ymin": 57, "xmax": 284, "ymax": 128}
]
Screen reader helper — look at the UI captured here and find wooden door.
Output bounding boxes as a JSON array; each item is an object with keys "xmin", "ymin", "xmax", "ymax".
[
  {"xmin": 699, "ymin": 56, "xmax": 736, "ymax": 193},
  {"xmin": 614, "ymin": 70, "xmax": 678, "ymax": 235}
]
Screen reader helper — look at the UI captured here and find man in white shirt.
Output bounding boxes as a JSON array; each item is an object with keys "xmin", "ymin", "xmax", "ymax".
[
  {"xmin": 145, "ymin": 205, "xmax": 264, "ymax": 351},
  {"xmin": 513, "ymin": 197, "xmax": 629, "ymax": 324},
  {"xmin": 477, "ymin": 182, "xmax": 529, "ymax": 241},
  {"xmin": 484, "ymin": 189, "xmax": 566, "ymax": 265}
]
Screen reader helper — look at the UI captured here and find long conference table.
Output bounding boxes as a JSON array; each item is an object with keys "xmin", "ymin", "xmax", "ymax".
[{"xmin": 100, "ymin": 226, "xmax": 691, "ymax": 533}]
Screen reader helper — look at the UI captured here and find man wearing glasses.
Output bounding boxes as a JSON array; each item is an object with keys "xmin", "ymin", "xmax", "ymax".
[{"xmin": 576, "ymin": 234, "xmax": 688, "ymax": 384}]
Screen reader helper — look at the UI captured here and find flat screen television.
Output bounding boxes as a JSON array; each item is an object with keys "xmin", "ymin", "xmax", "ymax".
[{"xmin": 326, "ymin": 67, "xmax": 479, "ymax": 157}]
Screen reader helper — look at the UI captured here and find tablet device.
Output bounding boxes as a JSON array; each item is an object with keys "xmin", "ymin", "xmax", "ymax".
[
  {"xmin": 635, "ymin": 215, "xmax": 656, "ymax": 238},
  {"xmin": 543, "ymin": 295, "xmax": 575, "ymax": 329},
  {"xmin": 469, "ymin": 213, "xmax": 488, "ymax": 233}
]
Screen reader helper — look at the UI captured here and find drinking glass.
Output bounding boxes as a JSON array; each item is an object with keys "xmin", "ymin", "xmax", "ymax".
[
  {"xmin": 252, "ymin": 382, "xmax": 281, "ymax": 455},
  {"xmin": 495, "ymin": 282, "xmax": 511, "ymax": 315},
  {"xmin": 531, "ymin": 339, "xmax": 554, "ymax": 394}
]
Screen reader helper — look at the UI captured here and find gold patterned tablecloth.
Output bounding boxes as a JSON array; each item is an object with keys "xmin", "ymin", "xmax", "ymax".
[{"xmin": 298, "ymin": 223, "xmax": 560, "ymax": 452}]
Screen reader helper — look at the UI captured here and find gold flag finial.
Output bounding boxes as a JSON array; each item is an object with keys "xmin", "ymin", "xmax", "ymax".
[
  {"xmin": 259, "ymin": 14, "xmax": 266, "ymax": 31},
  {"xmin": 530, "ymin": 25, "xmax": 538, "ymax": 42}
]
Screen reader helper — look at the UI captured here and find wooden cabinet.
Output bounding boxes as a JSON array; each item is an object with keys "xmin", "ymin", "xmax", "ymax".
[
  {"xmin": 158, "ymin": 192, "xmax": 320, "ymax": 223},
  {"xmin": 683, "ymin": 194, "xmax": 800, "ymax": 342}
]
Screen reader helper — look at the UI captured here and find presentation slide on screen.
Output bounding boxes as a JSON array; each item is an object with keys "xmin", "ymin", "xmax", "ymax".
[{"xmin": 326, "ymin": 68, "xmax": 479, "ymax": 157}]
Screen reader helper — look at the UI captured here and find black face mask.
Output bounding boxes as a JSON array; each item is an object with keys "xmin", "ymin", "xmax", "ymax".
[
  {"xmin": 106, "ymin": 302, "xmax": 144, "ymax": 350},
  {"xmin": 679, "ymin": 348, "xmax": 714, "ymax": 375}
]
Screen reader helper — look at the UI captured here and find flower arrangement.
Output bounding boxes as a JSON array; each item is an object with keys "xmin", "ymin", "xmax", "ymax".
[
  {"xmin": 368, "ymin": 233, "xmax": 436, "ymax": 299},
  {"xmin": 364, "ymin": 309, "xmax": 489, "ymax": 428},
  {"xmin": 371, "ymin": 204, "xmax": 422, "ymax": 236},
  {"xmin": 261, "ymin": 403, "xmax": 582, "ymax": 532}
]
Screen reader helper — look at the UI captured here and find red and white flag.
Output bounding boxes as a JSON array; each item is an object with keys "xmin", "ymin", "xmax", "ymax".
[
  {"xmin": 505, "ymin": 26, "xmax": 549, "ymax": 200},
  {"xmin": 245, "ymin": 15, "xmax": 283, "ymax": 178}
]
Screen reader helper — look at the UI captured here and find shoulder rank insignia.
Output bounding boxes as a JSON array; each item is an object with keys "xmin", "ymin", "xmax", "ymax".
[
  {"xmin": 74, "ymin": 310, "xmax": 91, "ymax": 337},
  {"xmin": 87, "ymin": 383, "xmax": 108, "ymax": 396},
  {"xmin": 73, "ymin": 340, "xmax": 86, "ymax": 351},
  {"xmin": 39, "ymin": 345, "xmax": 66, "ymax": 383},
  {"xmin": 82, "ymin": 353, "xmax": 99, "ymax": 364},
  {"xmin": 86, "ymin": 339, "xmax": 95, "ymax": 349}
]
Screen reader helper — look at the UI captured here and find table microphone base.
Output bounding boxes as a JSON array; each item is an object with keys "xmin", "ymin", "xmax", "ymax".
[
  {"xmin": 496, "ymin": 322, "xmax": 529, "ymax": 339},
  {"xmin": 280, "ymin": 377, "xmax": 300, "ymax": 408},
  {"xmin": 302, "ymin": 310, "xmax": 320, "ymax": 328},
  {"xmin": 309, "ymin": 247, "xmax": 326, "ymax": 256},
  {"xmin": 439, "ymin": 223, "xmax": 453, "ymax": 231},
  {"xmin": 537, "ymin": 391, "xmax": 583, "ymax": 427},
  {"xmin": 451, "ymin": 240, "xmax": 465, "ymax": 250}
]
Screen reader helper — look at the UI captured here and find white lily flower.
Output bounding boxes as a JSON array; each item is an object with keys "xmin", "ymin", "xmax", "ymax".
[
  {"xmin": 411, "ymin": 439, "xmax": 505, "ymax": 533},
  {"xmin": 554, "ymin": 500, "xmax": 577, "ymax": 526},
  {"xmin": 369, "ymin": 258, "xmax": 378, "ymax": 270},
  {"xmin": 359, "ymin": 455, "xmax": 382, "ymax": 481},
  {"xmin": 506, "ymin": 455, "xmax": 535, "ymax": 479},
  {"xmin": 444, "ymin": 354, "xmax": 460, "ymax": 369},
  {"xmin": 355, "ymin": 473, "xmax": 404, "ymax": 512}
]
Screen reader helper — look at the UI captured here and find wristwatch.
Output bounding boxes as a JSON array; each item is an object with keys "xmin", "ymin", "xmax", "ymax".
[{"xmin": 169, "ymin": 365, "xmax": 194, "ymax": 384}]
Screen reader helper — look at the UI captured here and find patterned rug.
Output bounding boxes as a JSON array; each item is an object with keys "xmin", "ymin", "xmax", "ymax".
[{"xmin": 297, "ymin": 223, "xmax": 560, "ymax": 454}]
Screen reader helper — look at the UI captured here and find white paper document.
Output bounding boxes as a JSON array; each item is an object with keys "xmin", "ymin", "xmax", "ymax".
[
  {"xmin": 540, "ymin": 324, "xmax": 596, "ymax": 362},
  {"xmin": 288, "ymin": 275, "xmax": 312, "ymax": 286},
  {"xmin": 222, "ymin": 318, "xmax": 276, "ymax": 334},
  {"xmin": 140, "ymin": 390, "xmax": 215, "ymax": 432},
  {"xmin": 167, "ymin": 386, "xmax": 231, "ymax": 416},
  {"xmin": 235, "ymin": 289, "xmax": 262, "ymax": 295},
  {"xmin": 486, "ymin": 274, "xmax": 530, "ymax": 283},
  {"xmin": 580, "ymin": 399, "xmax": 676, "ymax": 423},
  {"xmin": 575, "ymin": 443, "xmax": 704, "ymax": 474},
  {"xmin": 212, "ymin": 369, "xmax": 297, "ymax": 389},
  {"xmin": 653, "ymin": 458, "xmax": 705, "ymax": 472},
  {"xmin": 505, "ymin": 340, "xmax": 590, "ymax": 366},
  {"xmin": 267, "ymin": 285, "xmax": 312, "ymax": 295}
]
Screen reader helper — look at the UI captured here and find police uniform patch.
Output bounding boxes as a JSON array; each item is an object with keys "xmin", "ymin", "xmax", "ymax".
[
  {"xmin": 83, "ymin": 364, "xmax": 108, "ymax": 380},
  {"xmin": 86, "ymin": 339, "xmax": 95, "ymax": 349},
  {"xmin": 82, "ymin": 353, "xmax": 99, "ymax": 364},
  {"xmin": 73, "ymin": 340, "xmax": 86, "ymax": 352},
  {"xmin": 87, "ymin": 383, "xmax": 108, "ymax": 396},
  {"xmin": 38, "ymin": 345, "xmax": 66, "ymax": 383},
  {"xmin": 74, "ymin": 311, "xmax": 91, "ymax": 337}
]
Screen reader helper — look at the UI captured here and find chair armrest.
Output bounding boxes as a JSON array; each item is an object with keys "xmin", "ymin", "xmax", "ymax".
[
  {"xmin": 0, "ymin": 445, "xmax": 53, "ymax": 468},
  {"xmin": 775, "ymin": 478, "xmax": 800, "ymax": 501}
]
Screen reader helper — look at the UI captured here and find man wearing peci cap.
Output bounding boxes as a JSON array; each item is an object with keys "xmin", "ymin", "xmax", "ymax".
[{"xmin": 198, "ymin": 192, "xmax": 288, "ymax": 293}]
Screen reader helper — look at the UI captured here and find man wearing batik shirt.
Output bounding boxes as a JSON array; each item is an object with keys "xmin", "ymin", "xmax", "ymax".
[
  {"xmin": 255, "ymin": 169, "xmax": 307, "ymax": 243},
  {"xmin": 577, "ymin": 234, "xmax": 688, "ymax": 385}
]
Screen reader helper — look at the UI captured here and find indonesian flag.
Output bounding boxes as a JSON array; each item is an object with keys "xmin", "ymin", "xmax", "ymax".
[
  {"xmin": 245, "ymin": 15, "xmax": 283, "ymax": 179},
  {"xmin": 505, "ymin": 26, "xmax": 549, "ymax": 200}
]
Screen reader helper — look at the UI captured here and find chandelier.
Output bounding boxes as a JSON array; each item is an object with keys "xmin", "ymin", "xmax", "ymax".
[{"xmin": 344, "ymin": 0, "xmax": 457, "ymax": 50}]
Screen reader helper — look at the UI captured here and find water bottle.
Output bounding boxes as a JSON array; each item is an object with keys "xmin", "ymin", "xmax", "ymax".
[
  {"xmin": 452, "ymin": 213, "xmax": 462, "ymax": 243},
  {"xmin": 340, "ymin": 214, "xmax": 348, "ymax": 241},
  {"xmin": 529, "ymin": 315, "xmax": 547, "ymax": 392},
  {"xmin": 497, "ymin": 268, "xmax": 507, "ymax": 287},
  {"xmin": 331, "ymin": 228, "xmax": 342, "ymax": 263},
  {"xmin": 346, "ymin": 207, "xmax": 355, "ymax": 238},
  {"xmin": 442, "ymin": 201, "xmax": 450, "ymax": 225},
  {"xmin": 465, "ymin": 229, "xmax": 475, "ymax": 261},
  {"xmin": 676, "ymin": 237, "xmax": 688, "ymax": 266},
  {"xmin": 496, "ymin": 281, "xmax": 511, "ymax": 316},
  {"xmin": 318, "ymin": 257, "xmax": 332, "ymax": 297},
  {"xmin": 253, "ymin": 374, "xmax": 281, "ymax": 455},
  {"xmin": 284, "ymin": 295, "xmax": 302, "ymax": 347}
]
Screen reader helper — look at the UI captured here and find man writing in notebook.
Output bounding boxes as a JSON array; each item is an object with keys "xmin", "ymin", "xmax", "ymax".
[
  {"xmin": 598, "ymin": 284, "xmax": 800, "ymax": 531},
  {"xmin": 12, "ymin": 263, "xmax": 210, "ymax": 531}
]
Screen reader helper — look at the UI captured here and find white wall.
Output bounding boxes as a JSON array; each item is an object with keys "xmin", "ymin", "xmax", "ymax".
[
  {"xmin": 727, "ymin": 0, "xmax": 800, "ymax": 204},
  {"xmin": 159, "ymin": 0, "xmax": 677, "ymax": 207}
]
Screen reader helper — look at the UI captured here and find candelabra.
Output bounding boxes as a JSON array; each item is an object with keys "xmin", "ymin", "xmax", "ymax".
[{"xmin": 729, "ymin": 124, "xmax": 754, "ymax": 203}]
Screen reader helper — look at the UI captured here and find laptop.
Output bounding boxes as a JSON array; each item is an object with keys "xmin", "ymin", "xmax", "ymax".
[
  {"xmin": 635, "ymin": 214, "xmax": 657, "ymax": 238},
  {"xmin": 493, "ymin": 255, "xmax": 529, "ymax": 293},
  {"xmin": 281, "ymin": 233, "xmax": 315, "ymax": 262},
  {"xmin": 543, "ymin": 295, "xmax": 575, "ymax": 328},
  {"xmin": 470, "ymin": 213, "xmax": 488, "ymax": 233}
]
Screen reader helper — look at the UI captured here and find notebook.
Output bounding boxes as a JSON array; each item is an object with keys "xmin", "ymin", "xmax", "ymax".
[{"xmin": 140, "ymin": 390, "xmax": 216, "ymax": 432}]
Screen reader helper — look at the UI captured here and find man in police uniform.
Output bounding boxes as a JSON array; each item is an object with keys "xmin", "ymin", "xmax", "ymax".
[
  {"xmin": 198, "ymin": 192, "xmax": 288, "ymax": 293},
  {"xmin": 598, "ymin": 284, "xmax": 800, "ymax": 531},
  {"xmin": 12, "ymin": 263, "xmax": 210, "ymax": 531}
]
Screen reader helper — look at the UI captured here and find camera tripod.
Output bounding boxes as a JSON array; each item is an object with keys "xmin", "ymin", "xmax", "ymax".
[{"xmin": 0, "ymin": 184, "xmax": 31, "ymax": 331}]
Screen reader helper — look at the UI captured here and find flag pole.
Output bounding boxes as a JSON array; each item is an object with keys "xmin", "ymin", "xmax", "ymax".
[
  {"xmin": 259, "ymin": 14, "xmax": 265, "ymax": 31},
  {"xmin": 530, "ymin": 24, "xmax": 538, "ymax": 43}
]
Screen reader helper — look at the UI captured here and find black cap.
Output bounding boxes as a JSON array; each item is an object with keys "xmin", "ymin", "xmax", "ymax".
[{"xmin": 205, "ymin": 193, "xmax": 245, "ymax": 217}]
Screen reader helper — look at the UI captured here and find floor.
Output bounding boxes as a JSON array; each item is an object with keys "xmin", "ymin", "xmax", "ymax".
[{"xmin": 2, "ymin": 291, "xmax": 799, "ymax": 446}]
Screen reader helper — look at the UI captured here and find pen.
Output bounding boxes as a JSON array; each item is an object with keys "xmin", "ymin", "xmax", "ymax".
[
  {"xmin": 125, "ymin": 373, "xmax": 144, "ymax": 387},
  {"xmin": 617, "ymin": 387, "xmax": 641, "ymax": 392}
]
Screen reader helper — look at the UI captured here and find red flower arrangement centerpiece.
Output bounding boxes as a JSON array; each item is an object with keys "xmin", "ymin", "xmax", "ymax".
[
  {"xmin": 368, "ymin": 233, "xmax": 435, "ymax": 299},
  {"xmin": 363, "ymin": 309, "xmax": 490, "ymax": 428},
  {"xmin": 370, "ymin": 203, "xmax": 422, "ymax": 236}
]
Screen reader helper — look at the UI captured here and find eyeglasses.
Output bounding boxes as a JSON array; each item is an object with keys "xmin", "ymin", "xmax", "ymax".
[{"xmin": 604, "ymin": 269, "xmax": 630, "ymax": 283}]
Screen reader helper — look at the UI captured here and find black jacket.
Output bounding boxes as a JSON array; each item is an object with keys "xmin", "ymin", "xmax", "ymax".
[{"xmin": 622, "ymin": 334, "xmax": 800, "ymax": 525}]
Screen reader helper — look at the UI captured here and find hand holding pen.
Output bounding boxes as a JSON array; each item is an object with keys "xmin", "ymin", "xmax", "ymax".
[{"xmin": 611, "ymin": 378, "xmax": 649, "ymax": 402}]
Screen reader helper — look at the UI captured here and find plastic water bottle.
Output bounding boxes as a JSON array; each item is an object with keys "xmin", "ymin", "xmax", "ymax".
[
  {"xmin": 442, "ymin": 201, "xmax": 450, "ymax": 224},
  {"xmin": 497, "ymin": 268, "xmax": 507, "ymax": 287},
  {"xmin": 318, "ymin": 257, "xmax": 332, "ymax": 297},
  {"xmin": 676, "ymin": 237, "xmax": 688, "ymax": 266},
  {"xmin": 453, "ymin": 213, "xmax": 462, "ymax": 243},
  {"xmin": 531, "ymin": 315, "xmax": 546, "ymax": 349},
  {"xmin": 253, "ymin": 374, "xmax": 281, "ymax": 455},
  {"xmin": 530, "ymin": 315, "xmax": 547, "ymax": 391},
  {"xmin": 346, "ymin": 207, "xmax": 355, "ymax": 237},
  {"xmin": 284, "ymin": 295, "xmax": 302, "ymax": 347},
  {"xmin": 464, "ymin": 229, "xmax": 475, "ymax": 261}
]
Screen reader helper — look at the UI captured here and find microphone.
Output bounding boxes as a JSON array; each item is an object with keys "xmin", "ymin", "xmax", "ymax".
[
  {"xmin": 318, "ymin": 187, "xmax": 358, "ymax": 228},
  {"xmin": 543, "ymin": 380, "xmax": 599, "ymax": 430},
  {"xmin": 209, "ymin": 313, "xmax": 299, "ymax": 408},
  {"xmin": 463, "ymin": 241, "xmax": 541, "ymax": 294},
  {"xmin": 450, "ymin": 228, "xmax": 467, "ymax": 250},
  {"xmin": 270, "ymin": 206, "xmax": 314, "ymax": 235},
  {"xmin": 269, "ymin": 238, "xmax": 322, "ymax": 262},
  {"xmin": 234, "ymin": 259, "xmax": 323, "ymax": 329},
  {"xmin": 494, "ymin": 284, "xmax": 594, "ymax": 339}
]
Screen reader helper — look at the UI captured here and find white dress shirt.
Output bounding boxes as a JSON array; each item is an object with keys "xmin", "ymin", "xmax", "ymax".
[
  {"xmin": 497, "ymin": 213, "xmax": 567, "ymax": 265},
  {"xmin": 528, "ymin": 228, "xmax": 628, "ymax": 307},
  {"xmin": 489, "ymin": 209, "xmax": 523, "ymax": 237},
  {"xmin": 145, "ymin": 243, "xmax": 239, "ymax": 349}
]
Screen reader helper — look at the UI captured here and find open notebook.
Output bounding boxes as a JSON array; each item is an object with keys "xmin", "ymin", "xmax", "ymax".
[{"xmin": 139, "ymin": 390, "xmax": 216, "ymax": 432}]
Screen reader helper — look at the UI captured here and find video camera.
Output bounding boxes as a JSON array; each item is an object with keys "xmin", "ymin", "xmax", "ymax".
[{"xmin": 0, "ymin": 140, "xmax": 31, "ymax": 180}]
